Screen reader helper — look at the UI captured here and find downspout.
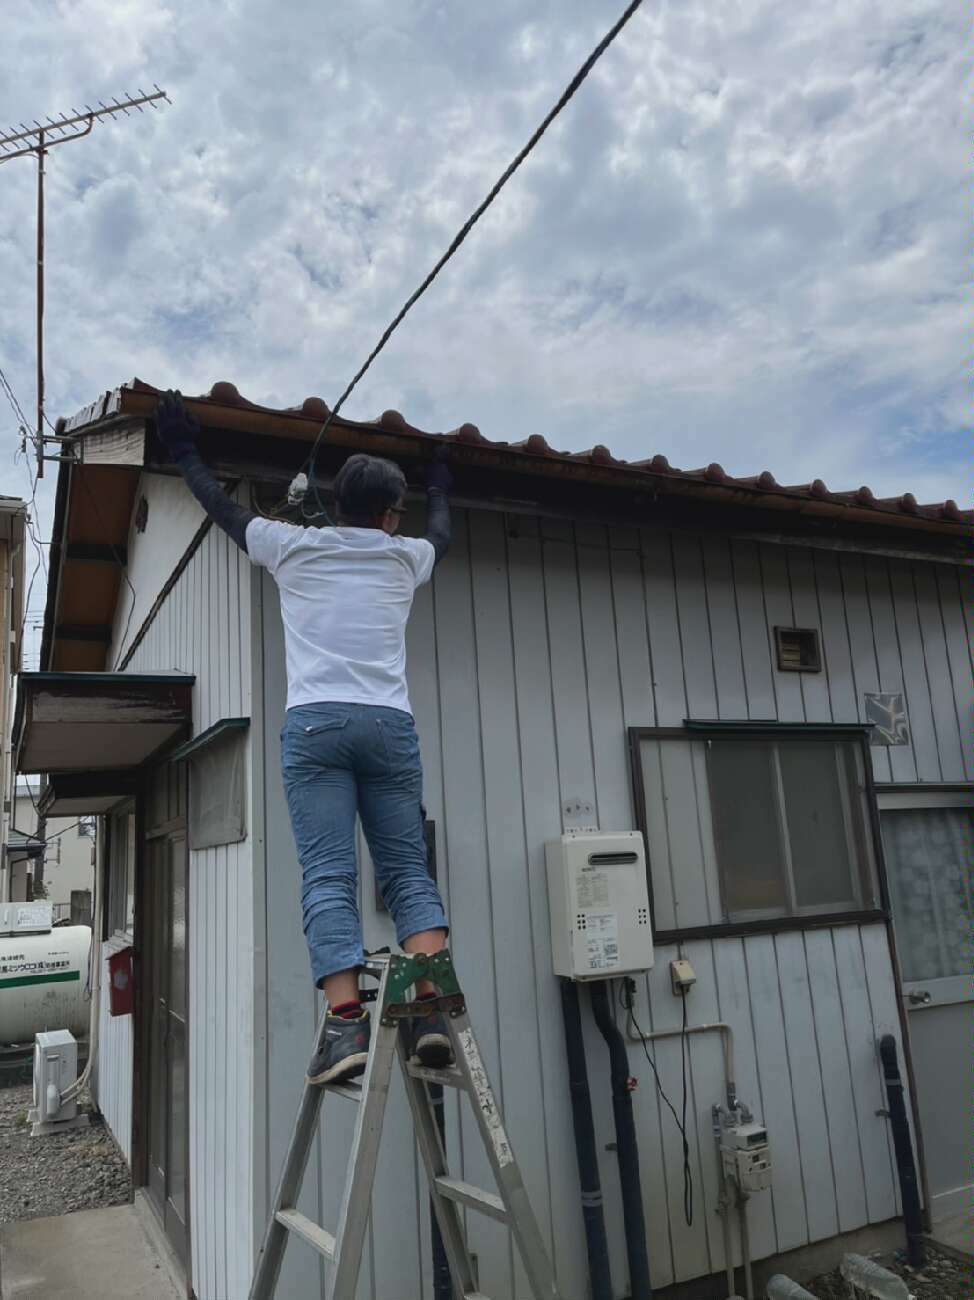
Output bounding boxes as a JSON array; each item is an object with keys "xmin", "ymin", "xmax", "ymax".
[
  {"xmin": 589, "ymin": 980, "xmax": 652, "ymax": 1300},
  {"xmin": 559, "ymin": 978, "xmax": 613, "ymax": 1300},
  {"xmin": 879, "ymin": 1035, "xmax": 925, "ymax": 1268}
]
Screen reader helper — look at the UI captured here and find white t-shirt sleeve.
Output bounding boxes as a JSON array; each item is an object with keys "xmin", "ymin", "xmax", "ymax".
[
  {"xmin": 245, "ymin": 517, "xmax": 302, "ymax": 574},
  {"xmin": 398, "ymin": 536, "xmax": 436, "ymax": 588}
]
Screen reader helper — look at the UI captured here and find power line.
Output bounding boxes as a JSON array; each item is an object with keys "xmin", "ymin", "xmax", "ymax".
[{"xmin": 302, "ymin": 0, "xmax": 645, "ymax": 515}]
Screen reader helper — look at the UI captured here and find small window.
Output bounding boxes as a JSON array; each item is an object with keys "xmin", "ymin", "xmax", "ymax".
[
  {"xmin": 775, "ymin": 626, "xmax": 821, "ymax": 672},
  {"xmin": 707, "ymin": 736, "xmax": 877, "ymax": 923},
  {"xmin": 109, "ymin": 806, "xmax": 137, "ymax": 936},
  {"xmin": 184, "ymin": 724, "xmax": 247, "ymax": 850}
]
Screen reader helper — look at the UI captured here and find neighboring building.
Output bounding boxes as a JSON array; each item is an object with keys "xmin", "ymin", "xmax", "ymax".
[
  {"xmin": 13, "ymin": 379, "xmax": 971, "ymax": 1299},
  {"xmin": 8, "ymin": 780, "xmax": 95, "ymax": 922},
  {"xmin": 0, "ymin": 496, "xmax": 27, "ymax": 903}
]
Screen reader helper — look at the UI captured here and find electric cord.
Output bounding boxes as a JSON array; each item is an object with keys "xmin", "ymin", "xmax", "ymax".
[
  {"xmin": 619, "ymin": 977, "xmax": 694, "ymax": 1226},
  {"xmin": 299, "ymin": 0, "xmax": 646, "ymax": 518}
]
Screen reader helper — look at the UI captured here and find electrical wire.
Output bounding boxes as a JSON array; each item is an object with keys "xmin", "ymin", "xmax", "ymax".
[
  {"xmin": 619, "ymin": 978, "xmax": 694, "ymax": 1227},
  {"xmin": 301, "ymin": 0, "xmax": 646, "ymax": 517}
]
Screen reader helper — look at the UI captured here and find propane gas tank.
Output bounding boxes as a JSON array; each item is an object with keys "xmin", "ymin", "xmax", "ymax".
[{"xmin": 0, "ymin": 926, "xmax": 90, "ymax": 1043}]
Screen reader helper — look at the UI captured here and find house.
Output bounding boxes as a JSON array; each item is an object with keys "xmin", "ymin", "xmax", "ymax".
[
  {"xmin": 9, "ymin": 779, "xmax": 95, "ymax": 923},
  {"xmin": 14, "ymin": 377, "xmax": 971, "ymax": 1299},
  {"xmin": 0, "ymin": 495, "xmax": 27, "ymax": 903}
]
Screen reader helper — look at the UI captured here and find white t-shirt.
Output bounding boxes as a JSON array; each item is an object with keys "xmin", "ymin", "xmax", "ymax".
[{"xmin": 246, "ymin": 518, "xmax": 436, "ymax": 714}]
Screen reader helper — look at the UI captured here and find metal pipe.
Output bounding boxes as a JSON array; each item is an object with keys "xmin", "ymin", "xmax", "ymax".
[
  {"xmin": 737, "ymin": 1188, "xmax": 754, "ymax": 1300},
  {"xmin": 878, "ymin": 1034, "xmax": 926, "ymax": 1267},
  {"xmin": 428, "ymin": 1080, "xmax": 453, "ymax": 1300},
  {"xmin": 713, "ymin": 1106, "xmax": 737, "ymax": 1300},
  {"xmin": 589, "ymin": 981, "xmax": 652, "ymax": 1299},
  {"xmin": 559, "ymin": 979, "xmax": 613, "ymax": 1300},
  {"xmin": 36, "ymin": 130, "xmax": 45, "ymax": 477},
  {"xmin": 627, "ymin": 1018, "xmax": 738, "ymax": 1113}
]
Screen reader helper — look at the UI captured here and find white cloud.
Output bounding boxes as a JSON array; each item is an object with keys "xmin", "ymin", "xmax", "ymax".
[{"xmin": 0, "ymin": 0, "xmax": 967, "ymax": 641}]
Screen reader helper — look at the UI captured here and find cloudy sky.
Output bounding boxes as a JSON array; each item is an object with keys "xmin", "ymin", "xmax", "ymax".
[{"xmin": 1, "ymin": 0, "xmax": 967, "ymax": 650}]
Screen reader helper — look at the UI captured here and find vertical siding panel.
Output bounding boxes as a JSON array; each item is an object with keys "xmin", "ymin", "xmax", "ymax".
[
  {"xmin": 831, "ymin": 927, "xmax": 898, "ymax": 1223},
  {"xmin": 731, "ymin": 541, "xmax": 777, "ymax": 720},
  {"xmin": 470, "ymin": 511, "xmax": 552, "ymax": 1299},
  {"xmin": 913, "ymin": 564, "xmax": 966, "ymax": 781},
  {"xmin": 888, "ymin": 561, "xmax": 941, "ymax": 780},
  {"xmin": 773, "ymin": 932, "xmax": 838, "ymax": 1242},
  {"xmin": 862, "ymin": 558, "xmax": 917, "ymax": 783},
  {"xmin": 743, "ymin": 936, "xmax": 807, "ymax": 1250},
  {"xmin": 758, "ymin": 547, "xmax": 803, "ymax": 722},
  {"xmin": 610, "ymin": 543, "xmax": 656, "ymax": 728},
  {"xmin": 679, "ymin": 940, "xmax": 730, "ymax": 1277},
  {"xmin": 641, "ymin": 531, "xmax": 687, "ymax": 726},
  {"xmin": 672, "ymin": 535, "xmax": 718, "ymax": 720},
  {"xmin": 836, "ymin": 555, "xmax": 892, "ymax": 783},
  {"xmin": 813, "ymin": 552, "xmax": 858, "ymax": 723},
  {"xmin": 507, "ymin": 520, "xmax": 592, "ymax": 1299},
  {"xmin": 432, "ymin": 510, "xmax": 510, "ymax": 1300},
  {"xmin": 644, "ymin": 946, "xmax": 713, "ymax": 1281},
  {"xmin": 786, "ymin": 550, "xmax": 831, "ymax": 722},
  {"xmin": 803, "ymin": 930, "xmax": 868, "ymax": 1232},
  {"xmin": 860, "ymin": 924, "xmax": 917, "ymax": 1215},
  {"xmin": 576, "ymin": 526, "xmax": 631, "ymax": 829},
  {"xmin": 702, "ymin": 536, "xmax": 748, "ymax": 720},
  {"xmin": 710, "ymin": 938, "xmax": 776, "ymax": 1260},
  {"xmin": 935, "ymin": 567, "xmax": 973, "ymax": 781},
  {"xmin": 543, "ymin": 529, "xmax": 630, "ymax": 1287},
  {"xmin": 639, "ymin": 739, "xmax": 677, "ymax": 932}
]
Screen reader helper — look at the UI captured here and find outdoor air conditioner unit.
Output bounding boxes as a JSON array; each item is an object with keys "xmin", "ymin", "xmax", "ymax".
[
  {"xmin": 545, "ymin": 831, "xmax": 654, "ymax": 980},
  {"xmin": 30, "ymin": 1029, "xmax": 87, "ymax": 1137}
]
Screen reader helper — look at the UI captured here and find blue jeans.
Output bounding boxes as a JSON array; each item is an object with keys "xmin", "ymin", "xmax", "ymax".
[{"xmin": 281, "ymin": 702, "xmax": 449, "ymax": 987}]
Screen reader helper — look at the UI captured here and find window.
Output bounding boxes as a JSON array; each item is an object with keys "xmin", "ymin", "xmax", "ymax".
[
  {"xmin": 176, "ymin": 721, "xmax": 248, "ymax": 850},
  {"xmin": 881, "ymin": 806, "xmax": 972, "ymax": 985},
  {"xmin": 631, "ymin": 726, "xmax": 881, "ymax": 937},
  {"xmin": 707, "ymin": 737, "xmax": 878, "ymax": 922},
  {"xmin": 109, "ymin": 806, "xmax": 137, "ymax": 936}
]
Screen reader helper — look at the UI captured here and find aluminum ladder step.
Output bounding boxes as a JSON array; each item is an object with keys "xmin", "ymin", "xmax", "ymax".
[
  {"xmin": 433, "ymin": 1176, "xmax": 508, "ymax": 1225},
  {"xmin": 405, "ymin": 1062, "xmax": 466, "ymax": 1088},
  {"xmin": 274, "ymin": 1209, "xmax": 335, "ymax": 1261}
]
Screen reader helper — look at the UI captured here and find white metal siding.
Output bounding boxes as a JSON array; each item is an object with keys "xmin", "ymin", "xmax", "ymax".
[
  {"xmin": 255, "ymin": 512, "xmax": 966, "ymax": 1297},
  {"xmin": 124, "ymin": 519, "xmax": 255, "ymax": 1300},
  {"xmin": 95, "ymin": 947, "xmax": 133, "ymax": 1164}
]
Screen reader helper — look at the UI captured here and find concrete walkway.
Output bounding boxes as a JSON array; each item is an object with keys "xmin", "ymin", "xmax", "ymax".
[{"xmin": 0, "ymin": 1201, "xmax": 183, "ymax": 1300}]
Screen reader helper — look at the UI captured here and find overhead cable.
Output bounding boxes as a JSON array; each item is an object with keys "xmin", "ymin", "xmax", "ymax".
[{"xmin": 303, "ymin": 0, "xmax": 646, "ymax": 516}]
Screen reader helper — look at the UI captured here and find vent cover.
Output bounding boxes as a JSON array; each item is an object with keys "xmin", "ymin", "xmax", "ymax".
[{"xmin": 774, "ymin": 626, "xmax": 821, "ymax": 672}]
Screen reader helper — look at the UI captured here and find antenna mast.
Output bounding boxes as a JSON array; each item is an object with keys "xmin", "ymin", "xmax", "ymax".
[{"xmin": 0, "ymin": 87, "xmax": 170, "ymax": 476}]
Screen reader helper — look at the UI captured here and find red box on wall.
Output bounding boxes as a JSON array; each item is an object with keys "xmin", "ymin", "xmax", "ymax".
[{"xmin": 107, "ymin": 947, "xmax": 134, "ymax": 1017}]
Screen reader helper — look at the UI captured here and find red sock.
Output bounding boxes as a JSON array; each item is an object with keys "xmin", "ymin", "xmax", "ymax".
[
  {"xmin": 417, "ymin": 990, "xmax": 437, "ymax": 1002},
  {"xmin": 331, "ymin": 1000, "xmax": 363, "ymax": 1020}
]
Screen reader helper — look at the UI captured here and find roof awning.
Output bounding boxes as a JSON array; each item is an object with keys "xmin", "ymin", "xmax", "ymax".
[
  {"xmin": 38, "ymin": 771, "xmax": 140, "ymax": 818},
  {"xmin": 15, "ymin": 672, "xmax": 195, "ymax": 778}
]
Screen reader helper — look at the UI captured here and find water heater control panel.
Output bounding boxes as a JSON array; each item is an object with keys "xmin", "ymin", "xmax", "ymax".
[{"xmin": 545, "ymin": 831, "xmax": 654, "ymax": 980}]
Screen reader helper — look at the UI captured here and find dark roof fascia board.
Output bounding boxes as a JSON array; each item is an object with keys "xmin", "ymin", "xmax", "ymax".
[{"xmin": 61, "ymin": 381, "xmax": 971, "ymax": 543}]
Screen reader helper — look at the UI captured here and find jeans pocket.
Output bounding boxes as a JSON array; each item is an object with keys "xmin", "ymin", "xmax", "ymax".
[
  {"xmin": 375, "ymin": 715, "xmax": 420, "ymax": 772},
  {"xmin": 299, "ymin": 718, "xmax": 349, "ymax": 737}
]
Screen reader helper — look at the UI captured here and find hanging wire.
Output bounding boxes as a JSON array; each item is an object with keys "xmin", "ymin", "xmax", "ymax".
[{"xmin": 301, "ymin": 0, "xmax": 646, "ymax": 517}]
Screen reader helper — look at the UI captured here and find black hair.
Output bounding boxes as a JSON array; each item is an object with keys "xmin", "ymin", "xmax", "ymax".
[{"xmin": 333, "ymin": 454, "xmax": 406, "ymax": 522}]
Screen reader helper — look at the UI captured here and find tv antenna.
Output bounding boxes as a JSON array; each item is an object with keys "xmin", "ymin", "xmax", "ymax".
[{"xmin": 0, "ymin": 87, "xmax": 170, "ymax": 476}]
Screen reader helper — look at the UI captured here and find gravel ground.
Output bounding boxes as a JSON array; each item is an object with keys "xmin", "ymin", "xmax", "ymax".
[
  {"xmin": 0, "ymin": 1082, "xmax": 131, "ymax": 1224},
  {"xmin": 806, "ymin": 1244, "xmax": 973, "ymax": 1299}
]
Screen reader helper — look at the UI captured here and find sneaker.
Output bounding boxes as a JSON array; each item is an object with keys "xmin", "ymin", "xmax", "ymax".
[
  {"xmin": 409, "ymin": 1005, "xmax": 455, "ymax": 1070},
  {"xmin": 307, "ymin": 1011, "xmax": 371, "ymax": 1085}
]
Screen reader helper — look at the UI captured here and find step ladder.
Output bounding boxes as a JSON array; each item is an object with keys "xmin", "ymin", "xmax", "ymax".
[{"xmin": 249, "ymin": 950, "xmax": 561, "ymax": 1300}]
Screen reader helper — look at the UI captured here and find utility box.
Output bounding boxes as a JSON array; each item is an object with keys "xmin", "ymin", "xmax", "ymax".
[
  {"xmin": 545, "ymin": 831, "xmax": 654, "ymax": 980},
  {"xmin": 30, "ymin": 1029, "xmax": 85, "ymax": 1136},
  {"xmin": 720, "ymin": 1122, "xmax": 772, "ymax": 1192}
]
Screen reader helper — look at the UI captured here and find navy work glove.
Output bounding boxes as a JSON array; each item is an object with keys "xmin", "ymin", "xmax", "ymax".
[
  {"xmin": 425, "ymin": 449, "xmax": 453, "ymax": 495},
  {"xmin": 155, "ymin": 389, "xmax": 200, "ymax": 462}
]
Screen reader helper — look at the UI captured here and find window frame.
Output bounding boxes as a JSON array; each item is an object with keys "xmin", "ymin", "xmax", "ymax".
[
  {"xmin": 107, "ymin": 800, "xmax": 138, "ymax": 941},
  {"xmin": 628, "ymin": 722, "xmax": 890, "ymax": 943}
]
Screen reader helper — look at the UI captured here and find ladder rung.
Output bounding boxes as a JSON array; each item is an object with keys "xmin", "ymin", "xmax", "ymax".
[
  {"xmin": 434, "ymin": 1177, "xmax": 508, "ymax": 1225},
  {"xmin": 275, "ymin": 1208, "xmax": 336, "ymax": 1260},
  {"xmin": 325, "ymin": 1080, "xmax": 362, "ymax": 1102},
  {"xmin": 406, "ymin": 1063, "xmax": 466, "ymax": 1088}
]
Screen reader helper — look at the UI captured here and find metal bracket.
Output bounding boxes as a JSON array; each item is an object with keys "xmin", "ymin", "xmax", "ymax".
[{"xmin": 379, "ymin": 951, "xmax": 465, "ymax": 1026}]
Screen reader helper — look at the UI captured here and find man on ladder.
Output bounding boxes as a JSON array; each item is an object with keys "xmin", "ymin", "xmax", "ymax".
[
  {"xmin": 155, "ymin": 391, "xmax": 455, "ymax": 1082},
  {"xmin": 157, "ymin": 393, "xmax": 559, "ymax": 1300}
]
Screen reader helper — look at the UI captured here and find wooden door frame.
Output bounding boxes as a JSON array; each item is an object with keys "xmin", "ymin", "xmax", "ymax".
[{"xmin": 132, "ymin": 764, "xmax": 193, "ymax": 1290}]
